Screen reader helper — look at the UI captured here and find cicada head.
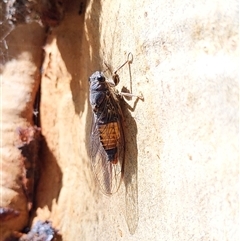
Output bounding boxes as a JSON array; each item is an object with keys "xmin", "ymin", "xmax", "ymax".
[
  {"xmin": 89, "ymin": 71, "xmax": 105, "ymax": 83},
  {"xmin": 89, "ymin": 71, "xmax": 108, "ymax": 93}
]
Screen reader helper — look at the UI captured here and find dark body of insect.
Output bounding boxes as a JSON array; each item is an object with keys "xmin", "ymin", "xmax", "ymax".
[{"xmin": 89, "ymin": 71, "xmax": 124, "ymax": 194}]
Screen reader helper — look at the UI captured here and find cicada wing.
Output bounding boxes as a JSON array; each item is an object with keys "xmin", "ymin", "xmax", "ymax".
[
  {"xmin": 89, "ymin": 115, "xmax": 100, "ymax": 158},
  {"xmin": 90, "ymin": 114, "xmax": 124, "ymax": 195}
]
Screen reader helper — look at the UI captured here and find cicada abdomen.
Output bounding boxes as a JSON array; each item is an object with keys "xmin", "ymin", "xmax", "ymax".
[
  {"xmin": 89, "ymin": 71, "xmax": 125, "ymax": 194},
  {"xmin": 98, "ymin": 122, "xmax": 121, "ymax": 164}
]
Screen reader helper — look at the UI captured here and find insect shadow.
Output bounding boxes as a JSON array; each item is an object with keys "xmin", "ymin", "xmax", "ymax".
[
  {"xmin": 119, "ymin": 62, "xmax": 142, "ymax": 234},
  {"xmin": 121, "ymin": 97, "xmax": 140, "ymax": 235}
]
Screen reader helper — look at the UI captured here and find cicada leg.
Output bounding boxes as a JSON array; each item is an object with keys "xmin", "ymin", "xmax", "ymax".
[
  {"xmin": 119, "ymin": 91, "xmax": 144, "ymax": 100},
  {"xmin": 104, "ymin": 53, "xmax": 134, "ymax": 86}
]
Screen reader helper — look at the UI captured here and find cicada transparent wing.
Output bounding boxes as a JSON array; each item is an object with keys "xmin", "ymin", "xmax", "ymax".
[
  {"xmin": 90, "ymin": 115, "xmax": 101, "ymax": 158},
  {"xmin": 89, "ymin": 86, "xmax": 125, "ymax": 195}
]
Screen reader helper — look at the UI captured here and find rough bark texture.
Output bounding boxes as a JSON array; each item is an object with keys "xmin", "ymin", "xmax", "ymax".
[
  {"xmin": 0, "ymin": 22, "xmax": 45, "ymax": 239},
  {"xmin": 1, "ymin": 0, "xmax": 239, "ymax": 240}
]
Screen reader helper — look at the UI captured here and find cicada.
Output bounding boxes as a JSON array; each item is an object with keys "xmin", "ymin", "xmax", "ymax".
[{"xmin": 89, "ymin": 53, "xmax": 138, "ymax": 194}]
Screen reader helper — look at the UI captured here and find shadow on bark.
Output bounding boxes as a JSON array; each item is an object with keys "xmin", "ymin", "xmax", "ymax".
[
  {"xmin": 34, "ymin": 137, "xmax": 63, "ymax": 212},
  {"xmin": 121, "ymin": 97, "xmax": 141, "ymax": 235}
]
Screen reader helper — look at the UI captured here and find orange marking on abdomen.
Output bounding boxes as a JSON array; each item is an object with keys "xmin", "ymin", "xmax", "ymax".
[{"xmin": 98, "ymin": 122, "xmax": 120, "ymax": 150}]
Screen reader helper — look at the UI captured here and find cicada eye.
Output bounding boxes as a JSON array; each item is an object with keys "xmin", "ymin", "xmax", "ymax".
[{"xmin": 98, "ymin": 75, "xmax": 106, "ymax": 82}]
